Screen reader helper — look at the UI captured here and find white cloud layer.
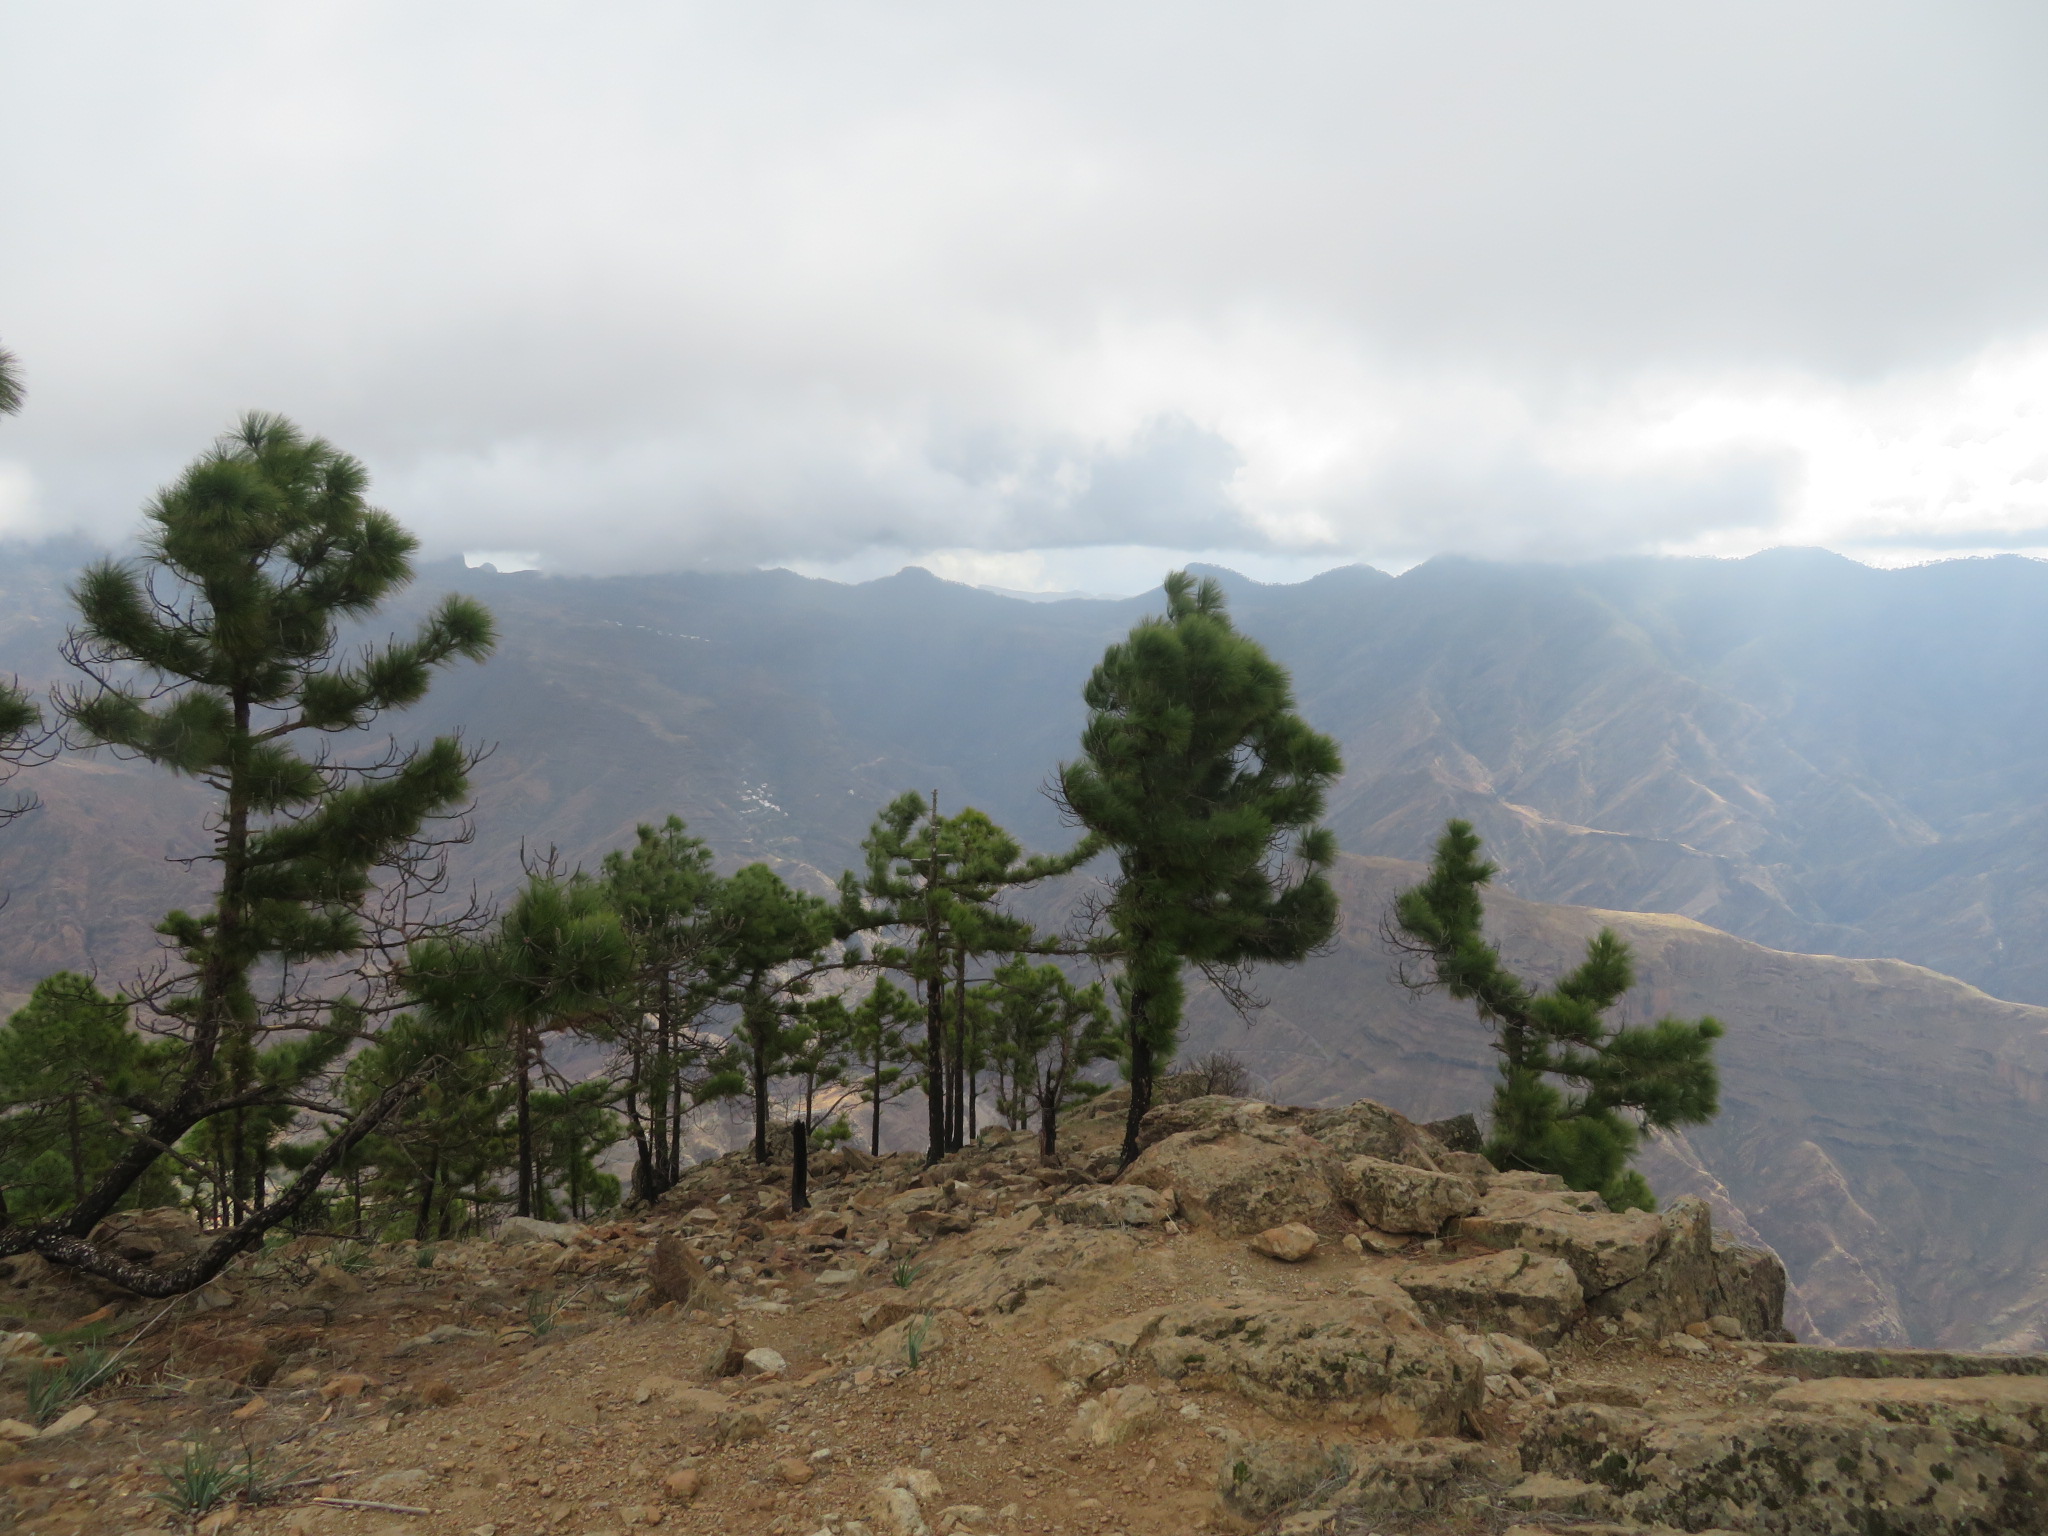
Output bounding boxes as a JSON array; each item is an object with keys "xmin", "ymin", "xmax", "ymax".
[{"xmin": 2, "ymin": 3, "xmax": 2047, "ymax": 581}]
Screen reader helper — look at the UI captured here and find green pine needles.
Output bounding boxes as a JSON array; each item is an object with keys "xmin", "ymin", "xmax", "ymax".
[
  {"xmin": 1057, "ymin": 571, "xmax": 1343, "ymax": 1167},
  {"xmin": 1392, "ymin": 819, "xmax": 1724, "ymax": 1211},
  {"xmin": 0, "ymin": 413, "xmax": 496, "ymax": 1293}
]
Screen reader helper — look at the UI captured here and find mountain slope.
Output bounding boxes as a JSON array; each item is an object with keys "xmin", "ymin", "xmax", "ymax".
[{"xmin": 9, "ymin": 547, "xmax": 2048, "ymax": 1345}]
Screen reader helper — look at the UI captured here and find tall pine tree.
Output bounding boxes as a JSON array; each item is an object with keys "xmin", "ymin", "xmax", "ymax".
[
  {"xmin": 408, "ymin": 871, "xmax": 630, "ymax": 1218},
  {"xmin": 713, "ymin": 864, "xmax": 837, "ymax": 1164},
  {"xmin": 598, "ymin": 817, "xmax": 734, "ymax": 1199},
  {"xmin": 1392, "ymin": 819, "xmax": 1724, "ymax": 1210},
  {"xmin": 1056, "ymin": 571, "xmax": 1342, "ymax": 1167},
  {"xmin": 0, "ymin": 414, "xmax": 496, "ymax": 1293},
  {"xmin": 840, "ymin": 793, "xmax": 1089, "ymax": 1163}
]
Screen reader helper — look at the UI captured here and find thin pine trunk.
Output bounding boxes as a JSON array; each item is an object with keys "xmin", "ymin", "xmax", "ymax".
[{"xmin": 515, "ymin": 1019, "xmax": 535, "ymax": 1217}]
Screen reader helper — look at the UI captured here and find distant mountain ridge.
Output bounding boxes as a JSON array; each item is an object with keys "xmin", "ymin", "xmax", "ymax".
[{"xmin": 8, "ymin": 543, "xmax": 2048, "ymax": 1346}]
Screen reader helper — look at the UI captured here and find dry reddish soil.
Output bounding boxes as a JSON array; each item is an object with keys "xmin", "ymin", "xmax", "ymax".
[{"xmin": 0, "ymin": 1105, "xmax": 1779, "ymax": 1536}]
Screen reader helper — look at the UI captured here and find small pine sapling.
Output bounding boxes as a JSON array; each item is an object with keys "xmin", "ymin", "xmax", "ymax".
[
  {"xmin": 982, "ymin": 957, "xmax": 1119, "ymax": 1160},
  {"xmin": 1391, "ymin": 819, "xmax": 1724, "ymax": 1210}
]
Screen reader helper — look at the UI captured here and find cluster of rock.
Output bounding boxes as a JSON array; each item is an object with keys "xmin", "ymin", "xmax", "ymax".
[
  {"xmin": 1116, "ymin": 1094, "xmax": 1787, "ymax": 1342},
  {"xmin": 1057, "ymin": 1093, "xmax": 2048, "ymax": 1536}
]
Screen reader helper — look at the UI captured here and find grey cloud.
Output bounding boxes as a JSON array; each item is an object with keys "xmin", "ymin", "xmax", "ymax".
[{"xmin": 0, "ymin": 3, "xmax": 2043, "ymax": 573}]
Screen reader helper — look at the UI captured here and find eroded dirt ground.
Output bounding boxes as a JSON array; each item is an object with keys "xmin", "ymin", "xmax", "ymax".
[{"xmin": 0, "ymin": 1100, "xmax": 1786, "ymax": 1536}]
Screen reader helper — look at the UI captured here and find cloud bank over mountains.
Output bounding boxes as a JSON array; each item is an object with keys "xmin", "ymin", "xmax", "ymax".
[{"xmin": 3, "ymin": 4, "xmax": 2047, "ymax": 584}]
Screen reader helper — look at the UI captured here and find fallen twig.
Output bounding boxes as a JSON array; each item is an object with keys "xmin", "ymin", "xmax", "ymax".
[
  {"xmin": 310, "ymin": 1496, "xmax": 431, "ymax": 1514},
  {"xmin": 272, "ymin": 1469, "xmax": 358, "ymax": 1491}
]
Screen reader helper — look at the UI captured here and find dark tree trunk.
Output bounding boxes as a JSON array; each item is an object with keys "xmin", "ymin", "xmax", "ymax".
[
  {"xmin": 1039, "ymin": 1066, "xmax": 1058, "ymax": 1160},
  {"xmin": 923, "ymin": 971, "xmax": 947, "ymax": 1165},
  {"xmin": 750, "ymin": 999, "xmax": 772, "ymax": 1164},
  {"xmin": 1121, "ymin": 1012, "xmax": 1155, "ymax": 1171},
  {"xmin": 515, "ymin": 1020, "xmax": 535, "ymax": 1217},
  {"xmin": 870, "ymin": 1043, "xmax": 884, "ymax": 1156},
  {"xmin": 413, "ymin": 1149, "xmax": 439, "ymax": 1244},
  {"xmin": 790, "ymin": 1121, "xmax": 809, "ymax": 1212}
]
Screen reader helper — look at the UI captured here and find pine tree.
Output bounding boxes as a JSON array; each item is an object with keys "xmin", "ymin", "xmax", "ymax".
[
  {"xmin": 315, "ymin": 1008, "xmax": 512, "ymax": 1241},
  {"xmin": 598, "ymin": 817, "xmax": 735, "ymax": 1199},
  {"xmin": 0, "ymin": 975, "xmax": 175, "ymax": 1222},
  {"xmin": 1392, "ymin": 819, "xmax": 1724, "ymax": 1210},
  {"xmin": 0, "ymin": 414, "xmax": 496, "ymax": 1292},
  {"xmin": 712, "ymin": 864, "xmax": 837, "ymax": 1164},
  {"xmin": 779, "ymin": 994, "xmax": 862, "ymax": 1210},
  {"xmin": 1056, "ymin": 571, "xmax": 1342, "ymax": 1168},
  {"xmin": 408, "ymin": 871, "xmax": 631, "ymax": 1218},
  {"xmin": 0, "ymin": 342, "xmax": 20, "ymax": 416},
  {"xmin": 844, "ymin": 977, "xmax": 920, "ymax": 1155},
  {"xmin": 982, "ymin": 957, "xmax": 1119, "ymax": 1159},
  {"xmin": 840, "ymin": 793, "xmax": 1089, "ymax": 1163},
  {"xmin": 529, "ymin": 1081, "xmax": 623, "ymax": 1221}
]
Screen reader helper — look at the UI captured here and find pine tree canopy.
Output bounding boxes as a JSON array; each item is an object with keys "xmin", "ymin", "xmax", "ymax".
[
  {"xmin": 61, "ymin": 413, "xmax": 495, "ymax": 970},
  {"xmin": 0, "ymin": 414, "xmax": 498, "ymax": 1293},
  {"xmin": 1393, "ymin": 818, "xmax": 1724, "ymax": 1211},
  {"xmin": 1056, "ymin": 570, "xmax": 1343, "ymax": 1166},
  {"xmin": 0, "ymin": 686, "xmax": 33, "ymax": 743}
]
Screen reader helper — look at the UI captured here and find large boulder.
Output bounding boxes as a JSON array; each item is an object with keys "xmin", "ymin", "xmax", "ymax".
[
  {"xmin": 1395, "ymin": 1250, "xmax": 1585, "ymax": 1345},
  {"xmin": 1454, "ymin": 1185, "xmax": 1666, "ymax": 1292},
  {"xmin": 1707, "ymin": 1233, "xmax": 1792, "ymax": 1342},
  {"xmin": 1580, "ymin": 1195, "xmax": 1715, "ymax": 1335},
  {"xmin": 1141, "ymin": 1289, "xmax": 1483, "ymax": 1434},
  {"xmin": 1334, "ymin": 1438, "xmax": 1509, "ymax": 1521},
  {"xmin": 1215, "ymin": 1436, "xmax": 1356, "ymax": 1525},
  {"xmin": 1300, "ymin": 1100, "xmax": 1447, "ymax": 1169},
  {"xmin": 1120, "ymin": 1118, "xmax": 1346, "ymax": 1236},
  {"xmin": 1338, "ymin": 1156, "xmax": 1480, "ymax": 1235}
]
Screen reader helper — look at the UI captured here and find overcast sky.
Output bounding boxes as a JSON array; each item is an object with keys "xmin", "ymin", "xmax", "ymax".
[{"xmin": 4, "ymin": 4, "xmax": 2048, "ymax": 591}]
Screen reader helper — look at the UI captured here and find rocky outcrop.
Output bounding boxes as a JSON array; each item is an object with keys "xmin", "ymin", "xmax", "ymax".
[
  {"xmin": 1394, "ymin": 1250, "xmax": 1585, "ymax": 1345},
  {"xmin": 1142, "ymin": 1293, "xmax": 1483, "ymax": 1434},
  {"xmin": 1298, "ymin": 1100, "xmax": 1446, "ymax": 1169},
  {"xmin": 1454, "ymin": 1184, "xmax": 1665, "ymax": 1292},
  {"xmin": 1520, "ymin": 1382, "xmax": 2048, "ymax": 1535},
  {"xmin": 1337, "ymin": 1157, "xmax": 1479, "ymax": 1235},
  {"xmin": 923, "ymin": 1223, "xmax": 1140, "ymax": 1316},
  {"xmin": 1051, "ymin": 1185, "xmax": 1174, "ymax": 1228},
  {"xmin": 1119, "ymin": 1113, "xmax": 1348, "ymax": 1236},
  {"xmin": 1755, "ymin": 1342, "xmax": 2048, "ymax": 1380}
]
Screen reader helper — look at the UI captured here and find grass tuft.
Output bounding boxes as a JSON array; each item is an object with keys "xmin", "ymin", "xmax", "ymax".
[{"xmin": 26, "ymin": 1346, "xmax": 118, "ymax": 1426}]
